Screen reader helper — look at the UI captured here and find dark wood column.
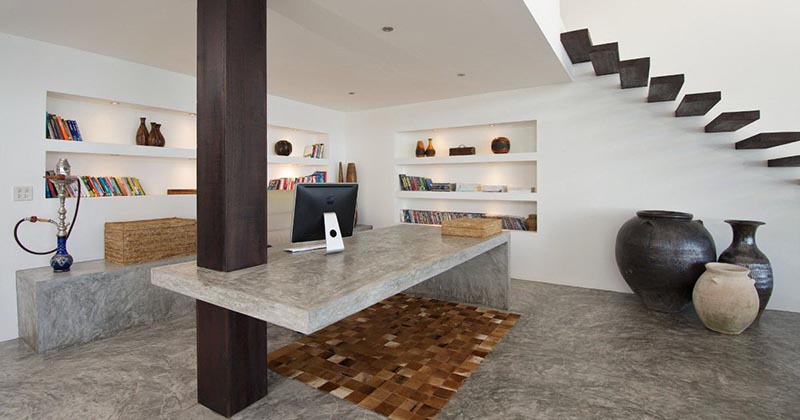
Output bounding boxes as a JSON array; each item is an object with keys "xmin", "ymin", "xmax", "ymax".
[{"xmin": 196, "ymin": 0, "xmax": 267, "ymax": 417}]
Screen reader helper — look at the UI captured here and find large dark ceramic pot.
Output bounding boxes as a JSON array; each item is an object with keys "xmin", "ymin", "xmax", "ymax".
[
  {"xmin": 718, "ymin": 220, "xmax": 772, "ymax": 317},
  {"xmin": 615, "ymin": 210, "xmax": 717, "ymax": 313}
]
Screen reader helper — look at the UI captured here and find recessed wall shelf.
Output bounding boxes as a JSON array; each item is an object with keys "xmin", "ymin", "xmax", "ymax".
[
  {"xmin": 268, "ymin": 156, "xmax": 330, "ymax": 166},
  {"xmin": 396, "ymin": 191, "xmax": 537, "ymax": 202},
  {"xmin": 395, "ymin": 153, "xmax": 537, "ymax": 165},
  {"xmin": 44, "ymin": 140, "xmax": 196, "ymax": 159}
]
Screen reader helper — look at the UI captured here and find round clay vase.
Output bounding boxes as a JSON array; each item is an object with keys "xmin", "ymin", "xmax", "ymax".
[
  {"xmin": 415, "ymin": 141, "xmax": 426, "ymax": 158},
  {"xmin": 615, "ymin": 210, "xmax": 717, "ymax": 313},
  {"xmin": 491, "ymin": 137, "xmax": 510, "ymax": 154},
  {"xmin": 718, "ymin": 220, "xmax": 773, "ymax": 317},
  {"xmin": 693, "ymin": 262, "xmax": 759, "ymax": 335},
  {"xmin": 274, "ymin": 140, "xmax": 292, "ymax": 156},
  {"xmin": 425, "ymin": 138, "xmax": 436, "ymax": 157}
]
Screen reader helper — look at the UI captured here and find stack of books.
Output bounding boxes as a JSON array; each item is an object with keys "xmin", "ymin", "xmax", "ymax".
[
  {"xmin": 46, "ymin": 113, "xmax": 83, "ymax": 141},
  {"xmin": 481, "ymin": 184, "xmax": 508, "ymax": 193},
  {"xmin": 268, "ymin": 171, "xmax": 327, "ymax": 191},
  {"xmin": 455, "ymin": 183, "xmax": 481, "ymax": 192},
  {"xmin": 302, "ymin": 144, "xmax": 325, "ymax": 159},
  {"xmin": 398, "ymin": 174, "xmax": 434, "ymax": 191},
  {"xmin": 431, "ymin": 183, "xmax": 456, "ymax": 192},
  {"xmin": 45, "ymin": 173, "xmax": 145, "ymax": 198},
  {"xmin": 401, "ymin": 209, "xmax": 529, "ymax": 231}
]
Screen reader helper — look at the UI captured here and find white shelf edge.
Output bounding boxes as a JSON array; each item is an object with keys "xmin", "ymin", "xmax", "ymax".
[
  {"xmin": 394, "ymin": 152, "xmax": 537, "ymax": 165},
  {"xmin": 45, "ymin": 194, "xmax": 196, "ymax": 200},
  {"xmin": 268, "ymin": 156, "xmax": 330, "ymax": 166},
  {"xmin": 396, "ymin": 191, "xmax": 538, "ymax": 202},
  {"xmin": 44, "ymin": 140, "xmax": 196, "ymax": 159}
]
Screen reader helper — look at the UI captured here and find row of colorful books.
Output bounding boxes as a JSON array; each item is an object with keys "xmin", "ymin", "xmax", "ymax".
[
  {"xmin": 46, "ymin": 113, "xmax": 83, "ymax": 141},
  {"xmin": 268, "ymin": 171, "xmax": 327, "ymax": 191},
  {"xmin": 401, "ymin": 209, "xmax": 529, "ymax": 231},
  {"xmin": 45, "ymin": 174, "xmax": 146, "ymax": 198},
  {"xmin": 398, "ymin": 174, "xmax": 434, "ymax": 191},
  {"xmin": 302, "ymin": 143, "xmax": 326, "ymax": 159}
]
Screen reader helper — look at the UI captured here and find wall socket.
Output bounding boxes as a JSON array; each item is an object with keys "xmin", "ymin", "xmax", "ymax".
[{"xmin": 14, "ymin": 186, "xmax": 33, "ymax": 201}]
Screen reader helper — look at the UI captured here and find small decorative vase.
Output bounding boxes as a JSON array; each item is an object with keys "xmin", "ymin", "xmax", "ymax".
[
  {"xmin": 346, "ymin": 163, "xmax": 357, "ymax": 183},
  {"xmin": 693, "ymin": 262, "xmax": 759, "ymax": 335},
  {"xmin": 154, "ymin": 124, "xmax": 165, "ymax": 147},
  {"xmin": 615, "ymin": 210, "xmax": 717, "ymax": 313},
  {"xmin": 50, "ymin": 236, "xmax": 73, "ymax": 273},
  {"xmin": 524, "ymin": 214, "xmax": 537, "ymax": 231},
  {"xmin": 338, "ymin": 162, "xmax": 344, "ymax": 182},
  {"xmin": 415, "ymin": 141, "xmax": 426, "ymax": 157},
  {"xmin": 491, "ymin": 137, "xmax": 510, "ymax": 154},
  {"xmin": 718, "ymin": 220, "xmax": 773, "ymax": 317},
  {"xmin": 136, "ymin": 117, "xmax": 149, "ymax": 146},
  {"xmin": 147, "ymin": 123, "xmax": 158, "ymax": 146},
  {"xmin": 425, "ymin": 138, "xmax": 436, "ymax": 157},
  {"xmin": 275, "ymin": 140, "xmax": 292, "ymax": 156}
]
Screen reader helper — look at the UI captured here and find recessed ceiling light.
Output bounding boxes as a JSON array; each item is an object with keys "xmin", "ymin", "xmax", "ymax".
[
  {"xmin": 382, "ymin": 26, "xmax": 394, "ymax": 32},
  {"xmin": 348, "ymin": 92, "xmax": 356, "ymax": 95},
  {"xmin": 110, "ymin": 101, "xmax": 120, "ymax": 105},
  {"xmin": 188, "ymin": 113, "xmax": 196, "ymax": 117},
  {"xmin": 457, "ymin": 73, "xmax": 466, "ymax": 77}
]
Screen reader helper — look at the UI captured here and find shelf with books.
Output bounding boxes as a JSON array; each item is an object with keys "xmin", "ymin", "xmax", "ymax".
[
  {"xmin": 395, "ymin": 152, "xmax": 537, "ymax": 166},
  {"xmin": 44, "ymin": 140, "xmax": 196, "ymax": 159},
  {"xmin": 396, "ymin": 191, "xmax": 538, "ymax": 202}
]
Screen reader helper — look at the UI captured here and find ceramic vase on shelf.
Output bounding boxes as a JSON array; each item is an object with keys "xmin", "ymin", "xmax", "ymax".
[
  {"xmin": 274, "ymin": 140, "xmax": 292, "ymax": 156},
  {"xmin": 338, "ymin": 162, "xmax": 344, "ymax": 182},
  {"xmin": 693, "ymin": 262, "xmax": 759, "ymax": 335},
  {"xmin": 615, "ymin": 210, "xmax": 717, "ymax": 313},
  {"xmin": 491, "ymin": 136, "xmax": 510, "ymax": 154},
  {"xmin": 147, "ymin": 122, "xmax": 159, "ymax": 146},
  {"xmin": 346, "ymin": 163, "xmax": 357, "ymax": 183},
  {"xmin": 136, "ymin": 117, "xmax": 149, "ymax": 146},
  {"xmin": 152, "ymin": 123, "xmax": 165, "ymax": 147},
  {"xmin": 425, "ymin": 138, "xmax": 436, "ymax": 157},
  {"xmin": 718, "ymin": 220, "xmax": 773, "ymax": 317},
  {"xmin": 415, "ymin": 140, "xmax": 426, "ymax": 157}
]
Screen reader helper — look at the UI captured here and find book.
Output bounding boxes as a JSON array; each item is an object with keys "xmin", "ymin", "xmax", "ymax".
[
  {"xmin": 268, "ymin": 171, "xmax": 327, "ymax": 190},
  {"xmin": 455, "ymin": 183, "xmax": 481, "ymax": 192},
  {"xmin": 401, "ymin": 209, "xmax": 528, "ymax": 231},
  {"xmin": 481, "ymin": 185, "xmax": 508, "ymax": 193}
]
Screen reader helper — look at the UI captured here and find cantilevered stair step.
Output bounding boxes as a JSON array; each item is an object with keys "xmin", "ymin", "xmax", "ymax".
[
  {"xmin": 675, "ymin": 92, "xmax": 722, "ymax": 117},
  {"xmin": 589, "ymin": 42, "xmax": 620, "ymax": 76},
  {"xmin": 561, "ymin": 29, "xmax": 593, "ymax": 64},
  {"xmin": 768, "ymin": 156, "xmax": 800, "ymax": 167},
  {"xmin": 705, "ymin": 111, "xmax": 761, "ymax": 133},
  {"xmin": 619, "ymin": 58, "xmax": 650, "ymax": 89},
  {"xmin": 736, "ymin": 132, "xmax": 800, "ymax": 149},
  {"xmin": 648, "ymin": 74, "xmax": 685, "ymax": 102}
]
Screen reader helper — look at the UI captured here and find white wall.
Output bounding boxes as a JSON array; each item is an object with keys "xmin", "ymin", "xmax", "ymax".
[
  {"xmin": 346, "ymin": 66, "xmax": 800, "ymax": 313},
  {"xmin": 0, "ymin": 33, "xmax": 346, "ymax": 341}
]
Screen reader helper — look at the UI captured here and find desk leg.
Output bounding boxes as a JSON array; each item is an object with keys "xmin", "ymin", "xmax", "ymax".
[
  {"xmin": 196, "ymin": 301, "xmax": 267, "ymax": 417},
  {"xmin": 407, "ymin": 243, "xmax": 510, "ymax": 309}
]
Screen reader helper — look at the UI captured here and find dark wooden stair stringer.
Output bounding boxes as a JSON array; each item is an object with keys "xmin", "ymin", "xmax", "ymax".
[
  {"xmin": 675, "ymin": 92, "xmax": 722, "ymax": 117},
  {"xmin": 619, "ymin": 58, "xmax": 650, "ymax": 89},
  {"xmin": 705, "ymin": 111, "xmax": 761, "ymax": 133},
  {"xmin": 768, "ymin": 156, "xmax": 800, "ymax": 167},
  {"xmin": 648, "ymin": 74, "xmax": 685, "ymax": 102},
  {"xmin": 736, "ymin": 132, "xmax": 800, "ymax": 149},
  {"xmin": 560, "ymin": 29, "xmax": 593, "ymax": 64},
  {"xmin": 589, "ymin": 42, "xmax": 620, "ymax": 76}
]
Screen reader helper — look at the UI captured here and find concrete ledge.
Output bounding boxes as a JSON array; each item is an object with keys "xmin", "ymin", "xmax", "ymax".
[{"xmin": 16, "ymin": 256, "xmax": 195, "ymax": 353}]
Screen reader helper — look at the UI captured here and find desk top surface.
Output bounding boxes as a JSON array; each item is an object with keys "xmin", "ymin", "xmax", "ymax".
[{"xmin": 151, "ymin": 224, "xmax": 508, "ymax": 334}]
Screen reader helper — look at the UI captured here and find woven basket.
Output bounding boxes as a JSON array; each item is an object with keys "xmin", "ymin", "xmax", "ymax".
[
  {"xmin": 442, "ymin": 217, "xmax": 502, "ymax": 238},
  {"xmin": 105, "ymin": 218, "xmax": 197, "ymax": 265}
]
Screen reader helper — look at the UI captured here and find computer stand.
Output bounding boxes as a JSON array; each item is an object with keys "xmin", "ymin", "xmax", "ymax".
[{"xmin": 323, "ymin": 212, "xmax": 345, "ymax": 254}]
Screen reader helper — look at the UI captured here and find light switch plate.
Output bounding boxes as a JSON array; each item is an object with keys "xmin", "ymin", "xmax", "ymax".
[{"xmin": 14, "ymin": 186, "xmax": 33, "ymax": 201}]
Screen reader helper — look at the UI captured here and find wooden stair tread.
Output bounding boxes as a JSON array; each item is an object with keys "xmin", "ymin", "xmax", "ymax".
[
  {"xmin": 768, "ymin": 155, "xmax": 800, "ymax": 167},
  {"xmin": 561, "ymin": 29, "xmax": 593, "ymax": 64},
  {"xmin": 736, "ymin": 132, "xmax": 800, "ymax": 149},
  {"xmin": 619, "ymin": 58, "xmax": 650, "ymax": 89},
  {"xmin": 648, "ymin": 74, "xmax": 685, "ymax": 102},
  {"xmin": 675, "ymin": 92, "xmax": 722, "ymax": 117},
  {"xmin": 705, "ymin": 111, "xmax": 761, "ymax": 133},
  {"xmin": 589, "ymin": 42, "xmax": 620, "ymax": 76}
]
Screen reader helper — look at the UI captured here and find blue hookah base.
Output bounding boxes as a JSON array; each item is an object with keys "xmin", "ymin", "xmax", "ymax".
[{"xmin": 50, "ymin": 236, "xmax": 74, "ymax": 273}]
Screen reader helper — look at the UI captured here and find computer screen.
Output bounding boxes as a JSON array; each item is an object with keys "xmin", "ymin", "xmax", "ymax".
[{"xmin": 290, "ymin": 183, "xmax": 358, "ymax": 243}]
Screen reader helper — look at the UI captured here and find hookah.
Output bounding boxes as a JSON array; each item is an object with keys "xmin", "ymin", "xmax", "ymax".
[{"xmin": 14, "ymin": 158, "xmax": 81, "ymax": 272}]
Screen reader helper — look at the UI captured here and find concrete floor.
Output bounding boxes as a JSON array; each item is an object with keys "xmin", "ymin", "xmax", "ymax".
[{"xmin": 1, "ymin": 280, "xmax": 798, "ymax": 420}]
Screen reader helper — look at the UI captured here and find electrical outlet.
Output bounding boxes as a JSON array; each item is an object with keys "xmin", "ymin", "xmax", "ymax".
[{"xmin": 14, "ymin": 186, "xmax": 33, "ymax": 201}]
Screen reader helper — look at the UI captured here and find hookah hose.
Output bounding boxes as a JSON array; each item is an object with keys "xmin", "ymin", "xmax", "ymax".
[{"xmin": 13, "ymin": 182, "xmax": 82, "ymax": 255}]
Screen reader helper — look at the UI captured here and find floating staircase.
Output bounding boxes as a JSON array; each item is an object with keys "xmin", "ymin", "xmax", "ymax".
[{"xmin": 560, "ymin": 28, "xmax": 798, "ymax": 174}]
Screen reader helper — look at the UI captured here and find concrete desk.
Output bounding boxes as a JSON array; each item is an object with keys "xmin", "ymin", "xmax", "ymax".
[{"xmin": 152, "ymin": 224, "xmax": 509, "ymax": 416}]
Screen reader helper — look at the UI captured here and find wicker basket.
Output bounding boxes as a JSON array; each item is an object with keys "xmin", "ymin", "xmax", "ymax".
[
  {"xmin": 105, "ymin": 218, "xmax": 197, "ymax": 265},
  {"xmin": 442, "ymin": 217, "xmax": 502, "ymax": 238}
]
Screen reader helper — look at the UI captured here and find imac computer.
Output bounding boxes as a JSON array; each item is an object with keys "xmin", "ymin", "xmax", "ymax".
[{"xmin": 286, "ymin": 183, "xmax": 358, "ymax": 254}]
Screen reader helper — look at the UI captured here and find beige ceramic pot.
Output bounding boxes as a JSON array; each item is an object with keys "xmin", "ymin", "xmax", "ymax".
[{"xmin": 693, "ymin": 262, "xmax": 759, "ymax": 335}]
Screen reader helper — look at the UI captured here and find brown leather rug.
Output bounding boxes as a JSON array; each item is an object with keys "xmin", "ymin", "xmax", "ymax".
[{"xmin": 267, "ymin": 293, "xmax": 520, "ymax": 419}]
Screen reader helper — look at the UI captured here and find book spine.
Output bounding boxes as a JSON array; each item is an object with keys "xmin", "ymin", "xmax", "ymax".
[{"xmin": 133, "ymin": 178, "xmax": 145, "ymax": 195}]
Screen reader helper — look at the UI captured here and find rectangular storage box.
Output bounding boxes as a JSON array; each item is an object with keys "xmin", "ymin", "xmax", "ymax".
[
  {"xmin": 449, "ymin": 146, "xmax": 476, "ymax": 156},
  {"xmin": 105, "ymin": 218, "xmax": 197, "ymax": 265},
  {"xmin": 442, "ymin": 217, "xmax": 502, "ymax": 238}
]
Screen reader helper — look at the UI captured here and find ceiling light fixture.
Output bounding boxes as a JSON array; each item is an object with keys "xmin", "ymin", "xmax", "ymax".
[
  {"xmin": 382, "ymin": 26, "xmax": 394, "ymax": 32},
  {"xmin": 348, "ymin": 92, "xmax": 356, "ymax": 95},
  {"xmin": 457, "ymin": 73, "xmax": 466, "ymax": 77},
  {"xmin": 110, "ymin": 101, "xmax": 120, "ymax": 105}
]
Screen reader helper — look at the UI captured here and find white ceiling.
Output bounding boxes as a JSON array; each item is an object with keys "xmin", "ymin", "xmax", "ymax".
[{"xmin": 0, "ymin": 0, "xmax": 570, "ymax": 111}]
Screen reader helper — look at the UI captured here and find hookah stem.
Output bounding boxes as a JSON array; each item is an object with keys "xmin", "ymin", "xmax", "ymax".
[{"xmin": 13, "ymin": 181, "xmax": 81, "ymax": 255}]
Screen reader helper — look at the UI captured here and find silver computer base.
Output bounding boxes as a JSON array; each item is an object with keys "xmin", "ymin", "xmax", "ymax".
[{"xmin": 284, "ymin": 212, "xmax": 345, "ymax": 254}]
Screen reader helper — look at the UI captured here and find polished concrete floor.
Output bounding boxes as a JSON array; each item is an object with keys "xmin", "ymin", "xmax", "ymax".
[{"xmin": 1, "ymin": 280, "xmax": 798, "ymax": 420}]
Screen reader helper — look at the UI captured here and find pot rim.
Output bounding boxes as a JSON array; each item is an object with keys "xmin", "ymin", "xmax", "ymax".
[
  {"xmin": 636, "ymin": 210, "xmax": 693, "ymax": 220},
  {"xmin": 724, "ymin": 219, "xmax": 765, "ymax": 226},
  {"xmin": 705, "ymin": 262, "xmax": 750, "ymax": 275}
]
